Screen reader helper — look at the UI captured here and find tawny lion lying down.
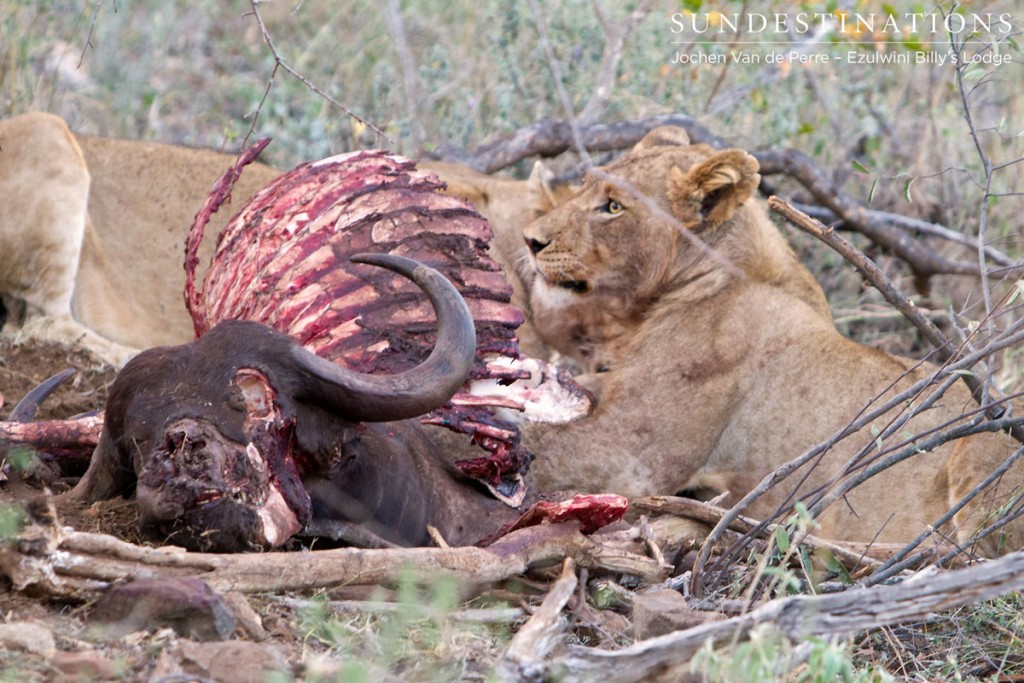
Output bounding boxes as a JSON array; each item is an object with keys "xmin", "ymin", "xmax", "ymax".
[{"xmin": 510, "ymin": 126, "xmax": 1022, "ymax": 554}]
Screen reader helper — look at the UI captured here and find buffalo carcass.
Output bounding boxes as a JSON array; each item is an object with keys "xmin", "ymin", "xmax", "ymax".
[
  {"xmin": 184, "ymin": 143, "xmax": 591, "ymax": 504},
  {"xmin": 67, "ymin": 255, "xmax": 533, "ymax": 550},
  {"xmin": 51, "ymin": 145, "xmax": 613, "ymax": 551}
]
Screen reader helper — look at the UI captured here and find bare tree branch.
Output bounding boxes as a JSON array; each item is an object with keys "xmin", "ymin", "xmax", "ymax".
[
  {"xmin": 440, "ymin": 114, "xmax": 1000, "ymax": 281},
  {"xmin": 381, "ymin": 0, "xmax": 426, "ymax": 154},
  {"xmin": 768, "ymin": 196, "xmax": 1020, "ymax": 437},
  {"xmin": 542, "ymin": 550, "xmax": 1024, "ymax": 682},
  {"xmin": 436, "ymin": 114, "xmax": 716, "ymax": 172},
  {"xmin": 791, "ymin": 202, "xmax": 1017, "ymax": 268},
  {"xmin": 577, "ymin": 0, "xmax": 657, "ymax": 125},
  {"xmin": 243, "ymin": 0, "xmax": 390, "ymax": 148},
  {"xmin": 756, "ymin": 149, "xmax": 982, "ymax": 282}
]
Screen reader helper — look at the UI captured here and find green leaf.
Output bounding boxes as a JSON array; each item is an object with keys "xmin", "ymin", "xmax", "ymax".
[
  {"xmin": 761, "ymin": 566, "xmax": 800, "ymax": 592},
  {"xmin": 0, "ymin": 504, "xmax": 27, "ymax": 541},
  {"xmin": 851, "ymin": 158, "xmax": 871, "ymax": 174},
  {"xmin": 821, "ymin": 549, "xmax": 854, "ymax": 584},
  {"xmin": 868, "ymin": 176, "xmax": 878, "ymax": 204},
  {"xmin": 1009, "ymin": 278, "xmax": 1024, "ymax": 306},
  {"xmin": 903, "ymin": 177, "xmax": 915, "ymax": 203},
  {"xmin": 870, "ymin": 424, "xmax": 883, "ymax": 450},
  {"xmin": 774, "ymin": 525, "xmax": 790, "ymax": 553},
  {"xmin": 682, "ymin": 0, "xmax": 702, "ymax": 12},
  {"xmin": 961, "ymin": 61, "xmax": 984, "ymax": 83}
]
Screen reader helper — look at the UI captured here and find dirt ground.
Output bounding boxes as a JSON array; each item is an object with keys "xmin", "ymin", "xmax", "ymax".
[{"xmin": 0, "ymin": 336, "xmax": 116, "ymax": 422}]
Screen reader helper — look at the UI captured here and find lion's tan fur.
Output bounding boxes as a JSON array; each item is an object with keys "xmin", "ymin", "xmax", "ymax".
[
  {"xmin": 519, "ymin": 127, "xmax": 1023, "ymax": 551},
  {"xmin": 0, "ymin": 113, "xmax": 552, "ymax": 366},
  {"xmin": 0, "ymin": 112, "xmax": 135, "ymax": 364},
  {"xmin": 0, "ymin": 112, "xmax": 281, "ymax": 365}
]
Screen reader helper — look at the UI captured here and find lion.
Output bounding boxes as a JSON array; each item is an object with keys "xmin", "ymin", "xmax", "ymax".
[
  {"xmin": 0, "ymin": 112, "xmax": 281, "ymax": 365},
  {"xmin": 514, "ymin": 126, "xmax": 1023, "ymax": 552},
  {"xmin": 426, "ymin": 160, "xmax": 575, "ymax": 358},
  {"xmin": 0, "ymin": 112, "xmax": 557, "ymax": 366}
]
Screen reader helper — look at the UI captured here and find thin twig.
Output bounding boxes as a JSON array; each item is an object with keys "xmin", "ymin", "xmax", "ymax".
[
  {"xmin": 77, "ymin": 0, "xmax": 109, "ymax": 68},
  {"xmin": 525, "ymin": 0, "xmax": 593, "ymax": 169},
  {"xmin": 951, "ymin": 28, "xmax": 1009, "ymax": 408},
  {"xmin": 577, "ymin": 0, "xmax": 656, "ymax": 125},
  {"xmin": 243, "ymin": 0, "xmax": 390, "ymax": 150},
  {"xmin": 691, "ymin": 322, "xmax": 1024, "ymax": 596},
  {"xmin": 769, "ymin": 196, "xmax": 1021, "ymax": 439},
  {"xmin": 864, "ymin": 442, "xmax": 1024, "ymax": 587},
  {"xmin": 381, "ymin": 0, "xmax": 425, "ymax": 154}
]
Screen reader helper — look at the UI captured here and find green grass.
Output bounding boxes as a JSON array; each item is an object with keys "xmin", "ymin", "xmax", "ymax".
[
  {"xmin": 853, "ymin": 593, "xmax": 1024, "ymax": 681},
  {"xmin": 292, "ymin": 569, "xmax": 514, "ymax": 682}
]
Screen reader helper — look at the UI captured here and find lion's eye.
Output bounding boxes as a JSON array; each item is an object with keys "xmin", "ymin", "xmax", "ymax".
[{"xmin": 604, "ymin": 199, "xmax": 624, "ymax": 215}]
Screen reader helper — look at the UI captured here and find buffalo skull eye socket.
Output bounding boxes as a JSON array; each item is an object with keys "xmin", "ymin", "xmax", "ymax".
[{"xmin": 603, "ymin": 199, "xmax": 624, "ymax": 215}]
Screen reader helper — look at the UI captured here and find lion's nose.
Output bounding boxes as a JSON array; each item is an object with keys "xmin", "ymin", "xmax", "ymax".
[{"xmin": 525, "ymin": 236, "xmax": 550, "ymax": 255}]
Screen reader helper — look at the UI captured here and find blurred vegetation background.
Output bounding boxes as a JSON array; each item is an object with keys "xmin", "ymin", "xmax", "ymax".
[{"xmin": 1, "ymin": 0, "xmax": 1023, "ymax": 362}]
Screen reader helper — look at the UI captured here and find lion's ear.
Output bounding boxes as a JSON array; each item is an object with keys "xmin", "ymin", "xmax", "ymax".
[
  {"xmin": 633, "ymin": 126, "xmax": 691, "ymax": 151},
  {"xmin": 529, "ymin": 161, "xmax": 577, "ymax": 211},
  {"xmin": 667, "ymin": 150, "xmax": 760, "ymax": 230}
]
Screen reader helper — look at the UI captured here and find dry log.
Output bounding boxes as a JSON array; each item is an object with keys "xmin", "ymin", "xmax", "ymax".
[
  {"xmin": 541, "ymin": 551, "xmax": 1024, "ymax": 683},
  {"xmin": 628, "ymin": 496, "xmax": 963, "ymax": 576},
  {"xmin": 0, "ymin": 514, "xmax": 664, "ymax": 599},
  {"xmin": 497, "ymin": 557, "xmax": 578, "ymax": 681}
]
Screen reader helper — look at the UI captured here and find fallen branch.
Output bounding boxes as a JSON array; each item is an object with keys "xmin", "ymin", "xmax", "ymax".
[
  {"xmin": 0, "ymin": 513, "xmax": 665, "ymax": 599},
  {"xmin": 628, "ymin": 496, "xmax": 952, "ymax": 574},
  {"xmin": 497, "ymin": 557, "xmax": 577, "ymax": 681},
  {"xmin": 540, "ymin": 551, "xmax": 1024, "ymax": 682}
]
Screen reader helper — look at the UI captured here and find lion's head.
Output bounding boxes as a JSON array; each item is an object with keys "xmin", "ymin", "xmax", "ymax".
[{"xmin": 521, "ymin": 126, "xmax": 828, "ymax": 372}]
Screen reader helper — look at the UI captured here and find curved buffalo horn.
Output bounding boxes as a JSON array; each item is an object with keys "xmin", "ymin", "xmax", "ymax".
[
  {"xmin": 289, "ymin": 253, "xmax": 477, "ymax": 422},
  {"xmin": 10, "ymin": 368, "xmax": 76, "ymax": 422}
]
